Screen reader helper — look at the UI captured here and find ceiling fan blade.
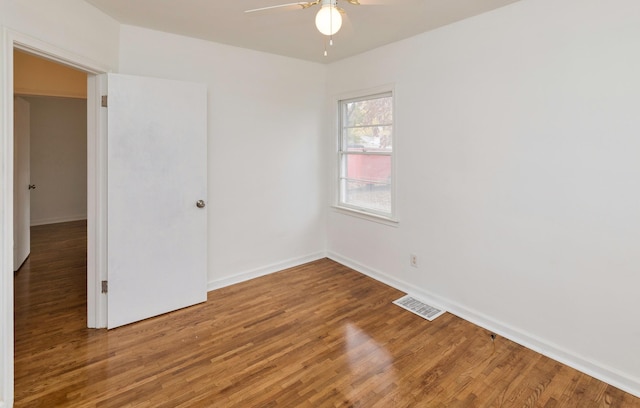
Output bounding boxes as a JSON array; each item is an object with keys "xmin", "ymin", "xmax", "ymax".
[
  {"xmin": 301, "ymin": 0, "xmax": 321, "ymax": 9},
  {"xmin": 244, "ymin": 2, "xmax": 314, "ymax": 13}
]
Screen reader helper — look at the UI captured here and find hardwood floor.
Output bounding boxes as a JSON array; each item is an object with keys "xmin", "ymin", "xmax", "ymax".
[{"xmin": 14, "ymin": 221, "xmax": 640, "ymax": 407}]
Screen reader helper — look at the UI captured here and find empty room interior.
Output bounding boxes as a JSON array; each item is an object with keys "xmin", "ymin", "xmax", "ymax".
[{"xmin": 1, "ymin": 0, "xmax": 640, "ymax": 406}]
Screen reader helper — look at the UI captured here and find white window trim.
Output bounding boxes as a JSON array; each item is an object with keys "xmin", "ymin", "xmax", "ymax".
[{"xmin": 331, "ymin": 84, "xmax": 398, "ymax": 225}]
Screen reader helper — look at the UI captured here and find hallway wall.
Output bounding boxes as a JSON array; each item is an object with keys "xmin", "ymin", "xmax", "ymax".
[{"xmin": 25, "ymin": 96, "xmax": 87, "ymax": 226}]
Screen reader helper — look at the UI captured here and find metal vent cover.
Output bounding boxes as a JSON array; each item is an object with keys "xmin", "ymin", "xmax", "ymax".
[{"xmin": 393, "ymin": 295, "xmax": 445, "ymax": 321}]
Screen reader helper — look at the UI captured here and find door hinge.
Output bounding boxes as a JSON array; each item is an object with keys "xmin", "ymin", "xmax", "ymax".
[
  {"xmin": 101, "ymin": 95, "xmax": 108, "ymax": 107},
  {"xmin": 101, "ymin": 280, "xmax": 108, "ymax": 293}
]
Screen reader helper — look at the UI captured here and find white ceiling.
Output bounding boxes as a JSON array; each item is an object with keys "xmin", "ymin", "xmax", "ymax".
[{"xmin": 84, "ymin": 0, "xmax": 521, "ymax": 64}]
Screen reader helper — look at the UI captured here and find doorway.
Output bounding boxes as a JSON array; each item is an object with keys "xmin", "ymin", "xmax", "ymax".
[
  {"xmin": 13, "ymin": 50, "xmax": 88, "ymax": 276},
  {"xmin": 9, "ymin": 42, "xmax": 108, "ymax": 332},
  {"xmin": 2, "ymin": 30, "xmax": 109, "ymax": 405}
]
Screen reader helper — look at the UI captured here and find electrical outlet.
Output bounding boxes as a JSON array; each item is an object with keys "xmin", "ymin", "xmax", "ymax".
[{"xmin": 410, "ymin": 254, "xmax": 418, "ymax": 268}]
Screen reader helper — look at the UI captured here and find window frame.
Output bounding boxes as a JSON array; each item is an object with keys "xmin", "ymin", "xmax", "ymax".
[{"xmin": 333, "ymin": 87, "xmax": 397, "ymax": 224}]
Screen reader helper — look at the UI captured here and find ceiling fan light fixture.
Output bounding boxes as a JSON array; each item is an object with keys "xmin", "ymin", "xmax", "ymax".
[{"xmin": 315, "ymin": 3, "xmax": 342, "ymax": 36}]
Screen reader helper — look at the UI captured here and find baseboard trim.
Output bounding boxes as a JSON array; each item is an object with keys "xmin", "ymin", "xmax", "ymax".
[
  {"xmin": 207, "ymin": 252, "xmax": 326, "ymax": 292},
  {"xmin": 30, "ymin": 215, "xmax": 87, "ymax": 226},
  {"xmin": 327, "ymin": 251, "xmax": 640, "ymax": 399}
]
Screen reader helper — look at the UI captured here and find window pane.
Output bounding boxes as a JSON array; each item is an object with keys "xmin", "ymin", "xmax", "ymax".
[
  {"xmin": 344, "ymin": 153, "xmax": 391, "ymax": 184},
  {"xmin": 338, "ymin": 91, "xmax": 393, "ymax": 218},
  {"xmin": 343, "ymin": 96, "xmax": 393, "ymax": 127},
  {"xmin": 345, "ymin": 125, "xmax": 392, "ymax": 152},
  {"xmin": 341, "ymin": 179, "xmax": 391, "ymax": 214}
]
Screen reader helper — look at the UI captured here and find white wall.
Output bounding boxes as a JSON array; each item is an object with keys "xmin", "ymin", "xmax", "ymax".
[
  {"xmin": 118, "ymin": 25, "xmax": 328, "ymax": 288},
  {"xmin": 25, "ymin": 96, "xmax": 87, "ymax": 226},
  {"xmin": 326, "ymin": 0, "xmax": 640, "ymax": 396},
  {"xmin": 0, "ymin": 1, "xmax": 120, "ymax": 405}
]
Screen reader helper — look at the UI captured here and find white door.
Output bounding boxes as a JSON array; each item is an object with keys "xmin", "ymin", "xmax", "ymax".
[
  {"xmin": 105, "ymin": 73, "xmax": 208, "ymax": 329},
  {"xmin": 13, "ymin": 97, "xmax": 31, "ymax": 271}
]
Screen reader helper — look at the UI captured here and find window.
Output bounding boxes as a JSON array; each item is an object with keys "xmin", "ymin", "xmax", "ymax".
[{"xmin": 337, "ymin": 91, "xmax": 394, "ymax": 219}]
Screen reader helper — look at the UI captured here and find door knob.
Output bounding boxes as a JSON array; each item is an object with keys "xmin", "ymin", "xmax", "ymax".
[
  {"xmin": 28, "ymin": 184, "xmax": 36, "ymax": 190},
  {"xmin": 196, "ymin": 200, "xmax": 206, "ymax": 208}
]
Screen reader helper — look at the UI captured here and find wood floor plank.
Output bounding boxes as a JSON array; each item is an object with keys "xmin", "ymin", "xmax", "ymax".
[{"xmin": 13, "ymin": 221, "xmax": 640, "ymax": 407}]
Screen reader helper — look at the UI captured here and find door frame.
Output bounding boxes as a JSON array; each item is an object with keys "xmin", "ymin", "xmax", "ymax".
[{"xmin": 1, "ymin": 28, "xmax": 109, "ymax": 406}]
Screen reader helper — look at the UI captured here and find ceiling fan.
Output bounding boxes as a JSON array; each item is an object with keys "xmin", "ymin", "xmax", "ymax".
[{"xmin": 245, "ymin": 0, "xmax": 362, "ymax": 49}]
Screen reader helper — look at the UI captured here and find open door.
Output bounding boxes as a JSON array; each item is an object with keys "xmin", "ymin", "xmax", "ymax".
[
  {"xmin": 104, "ymin": 73, "xmax": 208, "ymax": 329},
  {"xmin": 13, "ymin": 97, "xmax": 31, "ymax": 271}
]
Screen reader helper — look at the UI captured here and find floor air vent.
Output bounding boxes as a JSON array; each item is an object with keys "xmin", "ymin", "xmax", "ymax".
[{"xmin": 393, "ymin": 295, "xmax": 445, "ymax": 321}]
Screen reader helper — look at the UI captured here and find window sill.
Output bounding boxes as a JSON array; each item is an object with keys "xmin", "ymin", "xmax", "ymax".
[{"xmin": 331, "ymin": 206, "xmax": 399, "ymax": 227}]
